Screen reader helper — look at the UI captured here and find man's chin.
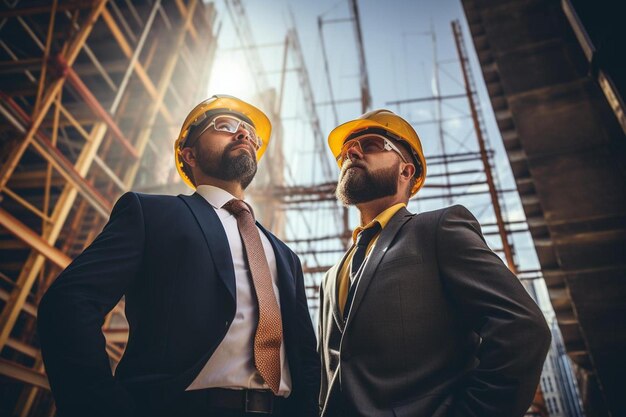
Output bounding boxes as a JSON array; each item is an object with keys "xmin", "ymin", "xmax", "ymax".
[
  {"xmin": 336, "ymin": 169, "xmax": 397, "ymax": 205},
  {"xmin": 336, "ymin": 178, "xmax": 371, "ymax": 205}
]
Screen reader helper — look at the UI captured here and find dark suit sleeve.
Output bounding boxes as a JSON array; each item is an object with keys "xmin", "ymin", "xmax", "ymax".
[
  {"xmin": 292, "ymin": 252, "xmax": 322, "ymax": 417},
  {"xmin": 437, "ymin": 205, "xmax": 551, "ymax": 417},
  {"xmin": 38, "ymin": 192, "xmax": 145, "ymax": 417}
]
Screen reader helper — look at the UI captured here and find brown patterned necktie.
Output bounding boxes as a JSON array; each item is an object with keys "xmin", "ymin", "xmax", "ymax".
[{"xmin": 223, "ymin": 198, "xmax": 283, "ymax": 394}]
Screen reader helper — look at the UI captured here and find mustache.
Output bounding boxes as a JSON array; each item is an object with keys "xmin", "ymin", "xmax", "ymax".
[
  {"xmin": 341, "ymin": 160, "xmax": 366, "ymax": 177},
  {"xmin": 225, "ymin": 140, "xmax": 255, "ymax": 156},
  {"xmin": 343, "ymin": 160, "xmax": 366, "ymax": 170}
]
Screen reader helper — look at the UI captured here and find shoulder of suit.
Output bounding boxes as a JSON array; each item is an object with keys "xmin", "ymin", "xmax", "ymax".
[
  {"xmin": 405, "ymin": 204, "xmax": 473, "ymax": 227},
  {"xmin": 115, "ymin": 192, "xmax": 187, "ymax": 211},
  {"xmin": 128, "ymin": 191, "xmax": 186, "ymax": 204}
]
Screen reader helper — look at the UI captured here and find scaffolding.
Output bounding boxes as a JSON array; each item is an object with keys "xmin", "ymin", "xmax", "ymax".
[
  {"xmin": 0, "ymin": 1, "xmax": 574, "ymax": 416},
  {"xmin": 0, "ymin": 1, "xmax": 217, "ymax": 415}
]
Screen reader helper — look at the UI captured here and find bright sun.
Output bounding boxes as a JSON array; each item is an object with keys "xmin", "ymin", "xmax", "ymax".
[{"xmin": 207, "ymin": 52, "xmax": 257, "ymax": 101}]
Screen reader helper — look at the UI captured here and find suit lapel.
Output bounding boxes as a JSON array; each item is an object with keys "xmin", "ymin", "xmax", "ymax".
[
  {"xmin": 178, "ymin": 193, "xmax": 236, "ymax": 301},
  {"xmin": 256, "ymin": 222, "xmax": 296, "ymax": 301},
  {"xmin": 344, "ymin": 208, "xmax": 413, "ymax": 329}
]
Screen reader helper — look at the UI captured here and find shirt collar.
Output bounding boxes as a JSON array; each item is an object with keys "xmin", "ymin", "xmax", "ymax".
[
  {"xmin": 352, "ymin": 203, "xmax": 406, "ymax": 243},
  {"xmin": 196, "ymin": 184, "xmax": 239, "ymax": 210}
]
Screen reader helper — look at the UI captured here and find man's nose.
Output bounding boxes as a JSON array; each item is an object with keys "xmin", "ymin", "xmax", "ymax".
[
  {"xmin": 235, "ymin": 126, "xmax": 252, "ymax": 141},
  {"xmin": 346, "ymin": 143, "xmax": 363, "ymax": 161}
]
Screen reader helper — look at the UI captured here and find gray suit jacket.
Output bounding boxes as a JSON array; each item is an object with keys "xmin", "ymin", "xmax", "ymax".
[{"xmin": 318, "ymin": 205, "xmax": 551, "ymax": 417}]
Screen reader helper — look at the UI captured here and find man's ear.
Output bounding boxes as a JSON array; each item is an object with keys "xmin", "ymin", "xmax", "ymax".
[
  {"xmin": 400, "ymin": 162, "xmax": 416, "ymax": 179},
  {"xmin": 179, "ymin": 147, "xmax": 197, "ymax": 167}
]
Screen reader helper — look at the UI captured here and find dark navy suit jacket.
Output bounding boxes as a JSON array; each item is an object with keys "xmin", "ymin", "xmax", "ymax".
[{"xmin": 38, "ymin": 192, "xmax": 320, "ymax": 417}]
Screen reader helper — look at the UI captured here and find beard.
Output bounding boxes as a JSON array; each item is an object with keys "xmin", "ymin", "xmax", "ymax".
[
  {"xmin": 195, "ymin": 141, "xmax": 257, "ymax": 189},
  {"xmin": 335, "ymin": 160, "xmax": 399, "ymax": 205}
]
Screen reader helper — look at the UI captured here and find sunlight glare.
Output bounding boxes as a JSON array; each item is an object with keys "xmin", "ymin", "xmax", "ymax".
[{"xmin": 207, "ymin": 53, "xmax": 257, "ymax": 101}]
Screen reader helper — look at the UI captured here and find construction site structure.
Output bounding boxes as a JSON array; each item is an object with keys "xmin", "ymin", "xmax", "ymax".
[
  {"xmin": 461, "ymin": 0, "xmax": 626, "ymax": 416},
  {"xmin": 0, "ymin": 1, "xmax": 217, "ymax": 415},
  {"xmin": 0, "ymin": 0, "xmax": 605, "ymax": 416}
]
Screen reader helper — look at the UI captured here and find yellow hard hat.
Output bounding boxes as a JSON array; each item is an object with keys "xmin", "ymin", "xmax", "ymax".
[
  {"xmin": 328, "ymin": 109, "xmax": 427, "ymax": 196},
  {"xmin": 174, "ymin": 94, "xmax": 272, "ymax": 189}
]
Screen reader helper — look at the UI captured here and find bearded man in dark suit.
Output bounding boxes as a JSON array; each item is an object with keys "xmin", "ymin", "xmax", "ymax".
[
  {"xmin": 318, "ymin": 109, "xmax": 550, "ymax": 417},
  {"xmin": 38, "ymin": 95, "xmax": 320, "ymax": 417}
]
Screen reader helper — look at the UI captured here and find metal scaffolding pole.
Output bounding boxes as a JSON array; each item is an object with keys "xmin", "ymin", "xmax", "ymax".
[
  {"xmin": 317, "ymin": 16, "xmax": 339, "ymax": 126},
  {"xmin": 286, "ymin": 27, "xmax": 334, "ymax": 183},
  {"xmin": 431, "ymin": 28, "xmax": 453, "ymax": 205},
  {"xmin": 347, "ymin": 0, "xmax": 372, "ymax": 113},
  {"xmin": 451, "ymin": 20, "xmax": 517, "ymax": 272}
]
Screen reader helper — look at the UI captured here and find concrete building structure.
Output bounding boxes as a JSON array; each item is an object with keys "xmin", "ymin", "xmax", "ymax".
[{"xmin": 461, "ymin": 0, "xmax": 625, "ymax": 415}]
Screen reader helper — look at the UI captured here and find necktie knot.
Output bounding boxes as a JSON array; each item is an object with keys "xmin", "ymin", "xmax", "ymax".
[
  {"xmin": 223, "ymin": 198, "xmax": 252, "ymax": 218},
  {"xmin": 356, "ymin": 223, "xmax": 381, "ymax": 248}
]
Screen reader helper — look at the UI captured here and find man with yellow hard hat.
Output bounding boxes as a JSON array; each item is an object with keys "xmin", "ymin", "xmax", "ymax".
[
  {"xmin": 38, "ymin": 95, "xmax": 320, "ymax": 417},
  {"xmin": 318, "ymin": 109, "xmax": 551, "ymax": 417}
]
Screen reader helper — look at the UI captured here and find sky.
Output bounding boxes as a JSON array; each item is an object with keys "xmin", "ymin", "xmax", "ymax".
[{"xmin": 204, "ymin": 0, "xmax": 551, "ymax": 310}]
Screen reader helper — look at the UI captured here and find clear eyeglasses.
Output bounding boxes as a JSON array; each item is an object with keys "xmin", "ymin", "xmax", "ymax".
[
  {"xmin": 338, "ymin": 134, "xmax": 408, "ymax": 165},
  {"xmin": 187, "ymin": 114, "xmax": 262, "ymax": 150}
]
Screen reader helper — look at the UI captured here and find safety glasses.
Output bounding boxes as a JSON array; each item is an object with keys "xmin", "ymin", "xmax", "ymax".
[
  {"xmin": 186, "ymin": 114, "xmax": 262, "ymax": 150},
  {"xmin": 338, "ymin": 134, "xmax": 409, "ymax": 165}
]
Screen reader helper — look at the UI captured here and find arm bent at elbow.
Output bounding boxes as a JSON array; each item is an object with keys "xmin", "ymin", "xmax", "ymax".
[
  {"xmin": 437, "ymin": 205, "xmax": 551, "ymax": 417},
  {"xmin": 38, "ymin": 192, "xmax": 145, "ymax": 417}
]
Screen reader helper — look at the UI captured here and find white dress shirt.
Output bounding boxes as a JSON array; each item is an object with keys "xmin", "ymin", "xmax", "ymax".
[{"xmin": 186, "ymin": 185, "xmax": 292, "ymax": 396}]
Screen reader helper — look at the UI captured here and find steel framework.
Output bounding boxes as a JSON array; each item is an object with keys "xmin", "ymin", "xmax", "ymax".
[
  {"xmin": 0, "ymin": 1, "xmax": 578, "ymax": 416},
  {"xmin": 0, "ymin": 1, "xmax": 217, "ymax": 415}
]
